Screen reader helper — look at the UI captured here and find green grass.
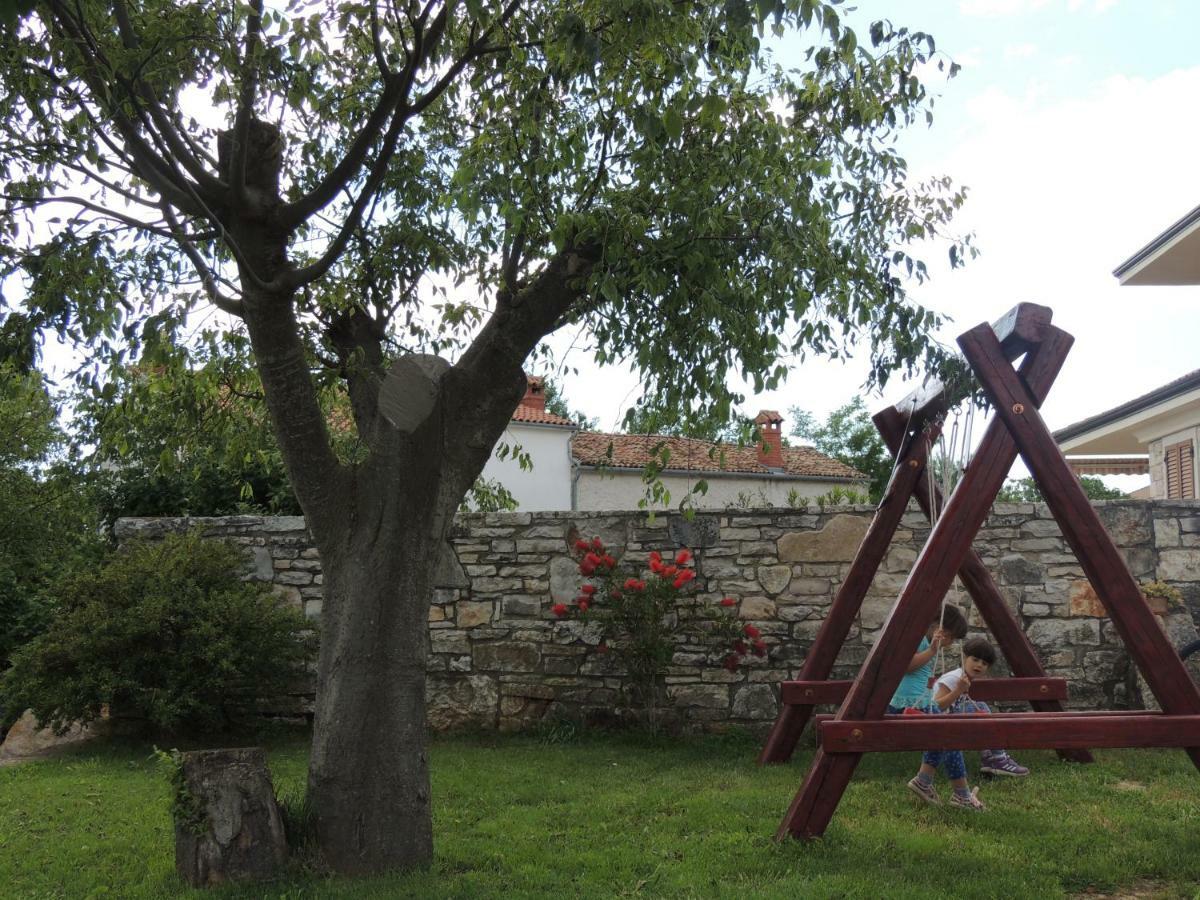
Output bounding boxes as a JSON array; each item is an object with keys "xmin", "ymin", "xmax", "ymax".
[{"xmin": 1, "ymin": 728, "xmax": 1198, "ymax": 899}]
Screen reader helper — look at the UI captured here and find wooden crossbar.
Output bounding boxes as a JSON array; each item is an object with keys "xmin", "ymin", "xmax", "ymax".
[
  {"xmin": 781, "ymin": 677, "xmax": 1068, "ymax": 705},
  {"xmin": 812, "ymin": 710, "xmax": 1157, "ymax": 725},
  {"xmin": 819, "ymin": 714, "xmax": 1200, "ymax": 753}
]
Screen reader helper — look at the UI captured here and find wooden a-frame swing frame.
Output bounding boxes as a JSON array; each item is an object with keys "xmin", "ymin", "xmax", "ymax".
[{"xmin": 758, "ymin": 302, "xmax": 1200, "ymax": 841}]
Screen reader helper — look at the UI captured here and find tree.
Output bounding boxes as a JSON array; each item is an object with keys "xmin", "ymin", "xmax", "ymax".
[
  {"xmin": 791, "ymin": 396, "xmax": 892, "ymax": 500},
  {"xmin": 1, "ymin": 1, "xmax": 970, "ymax": 873},
  {"xmin": 621, "ymin": 399, "xmax": 743, "ymax": 442},
  {"xmin": 0, "ymin": 364, "xmax": 102, "ymax": 675},
  {"xmin": 996, "ymin": 475, "xmax": 1124, "ymax": 503}
]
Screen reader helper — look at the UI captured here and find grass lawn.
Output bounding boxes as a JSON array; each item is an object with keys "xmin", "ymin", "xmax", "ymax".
[{"xmin": 0, "ymin": 728, "xmax": 1197, "ymax": 899}]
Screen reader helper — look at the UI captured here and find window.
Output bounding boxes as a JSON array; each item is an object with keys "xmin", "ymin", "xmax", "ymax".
[{"xmin": 1165, "ymin": 439, "xmax": 1196, "ymax": 499}]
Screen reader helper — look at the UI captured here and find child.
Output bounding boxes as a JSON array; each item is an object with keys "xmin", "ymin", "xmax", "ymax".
[
  {"xmin": 933, "ymin": 637, "xmax": 1029, "ymax": 778},
  {"xmin": 887, "ymin": 605, "xmax": 988, "ymax": 810}
]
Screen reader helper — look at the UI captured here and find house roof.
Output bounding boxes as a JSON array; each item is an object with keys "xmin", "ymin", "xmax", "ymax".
[
  {"xmin": 510, "ymin": 403, "xmax": 576, "ymax": 427},
  {"xmin": 1053, "ymin": 367, "xmax": 1200, "ymax": 456},
  {"xmin": 1114, "ymin": 202, "xmax": 1200, "ymax": 285},
  {"xmin": 570, "ymin": 431, "xmax": 866, "ymax": 480}
]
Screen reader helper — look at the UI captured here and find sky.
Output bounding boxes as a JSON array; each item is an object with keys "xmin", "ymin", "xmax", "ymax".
[{"xmin": 543, "ymin": 0, "xmax": 1200, "ymax": 490}]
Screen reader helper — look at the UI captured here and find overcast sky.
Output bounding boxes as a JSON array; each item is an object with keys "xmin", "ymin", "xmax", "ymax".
[{"xmin": 545, "ymin": 0, "xmax": 1200, "ymax": 489}]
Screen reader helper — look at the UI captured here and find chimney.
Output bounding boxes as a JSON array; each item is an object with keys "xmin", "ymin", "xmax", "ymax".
[
  {"xmin": 754, "ymin": 410, "xmax": 784, "ymax": 469},
  {"xmin": 522, "ymin": 374, "xmax": 546, "ymax": 411}
]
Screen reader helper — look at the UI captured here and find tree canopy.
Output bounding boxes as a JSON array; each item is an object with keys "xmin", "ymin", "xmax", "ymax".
[
  {"xmin": 791, "ymin": 396, "xmax": 892, "ymax": 499},
  {"xmin": 0, "ymin": 0, "xmax": 973, "ymax": 874}
]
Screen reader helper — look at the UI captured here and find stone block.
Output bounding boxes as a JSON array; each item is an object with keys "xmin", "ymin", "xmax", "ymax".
[
  {"xmin": 1158, "ymin": 550, "xmax": 1200, "ymax": 582},
  {"xmin": 999, "ymin": 555, "xmax": 1043, "ymax": 584},
  {"xmin": 668, "ymin": 515, "xmax": 721, "ymax": 548},
  {"xmin": 1026, "ymin": 618, "xmax": 1101, "ymax": 650},
  {"xmin": 786, "ymin": 577, "xmax": 833, "ymax": 596},
  {"xmin": 668, "ymin": 683, "xmax": 728, "ymax": 709},
  {"xmin": 731, "ymin": 684, "xmax": 777, "ymax": 720},
  {"xmin": 757, "ymin": 565, "xmax": 791, "ymax": 595},
  {"xmin": 274, "ymin": 570, "xmax": 313, "ymax": 586},
  {"xmin": 427, "ymin": 675, "xmax": 498, "ymax": 730},
  {"xmin": 777, "ymin": 514, "xmax": 869, "ymax": 563},
  {"xmin": 1068, "ymin": 581, "xmax": 1107, "ymax": 618},
  {"xmin": 473, "ymin": 641, "xmax": 541, "ymax": 672},
  {"xmin": 1153, "ymin": 517, "xmax": 1181, "ymax": 547},
  {"xmin": 739, "ymin": 597, "xmax": 777, "ymax": 620},
  {"xmin": 1097, "ymin": 504, "xmax": 1151, "ymax": 545},
  {"xmin": 262, "ymin": 516, "xmax": 307, "ymax": 533},
  {"xmin": 456, "ymin": 601, "xmax": 493, "ymax": 628},
  {"xmin": 502, "ymin": 596, "xmax": 542, "ymax": 617}
]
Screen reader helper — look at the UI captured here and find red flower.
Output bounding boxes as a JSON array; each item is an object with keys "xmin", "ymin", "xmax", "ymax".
[
  {"xmin": 743, "ymin": 624, "xmax": 761, "ymax": 639},
  {"xmin": 574, "ymin": 539, "xmax": 591, "ymax": 553},
  {"xmin": 580, "ymin": 584, "xmax": 596, "ymax": 596},
  {"xmin": 577, "ymin": 599, "xmax": 590, "ymax": 612},
  {"xmin": 733, "ymin": 640, "xmax": 748, "ymax": 654},
  {"xmin": 720, "ymin": 597, "xmax": 737, "ymax": 608},
  {"xmin": 649, "ymin": 550, "xmax": 662, "ymax": 564},
  {"xmin": 592, "ymin": 537, "xmax": 604, "ymax": 550},
  {"xmin": 752, "ymin": 639, "xmax": 767, "ymax": 657},
  {"xmin": 722, "ymin": 653, "xmax": 741, "ymax": 672},
  {"xmin": 551, "ymin": 603, "xmax": 568, "ymax": 617},
  {"xmin": 601, "ymin": 554, "xmax": 616, "ymax": 569},
  {"xmin": 624, "ymin": 578, "xmax": 645, "ymax": 592},
  {"xmin": 675, "ymin": 548, "xmax": 692, "ymax": 565},
  {"xmin": 673, "ymin": 570, "xmax": 695, "ymax": 589},
  {"xmin": 580, "ymin": 560, "xmax": 596, "ymax": 576},
  {"xmin": 663, "ymin": 565, "xmax": 678, "ymax": 578},
  {"xmin": 650, "ymin": 559, "xmax": 664, "ymax": 574}
]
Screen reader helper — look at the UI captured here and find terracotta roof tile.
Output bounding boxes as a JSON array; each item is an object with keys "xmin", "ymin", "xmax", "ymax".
[
  {"xmin": 511, "ymin": 403, "xmax": 576, "ymax": 427},
  {"xmin": 571, "ymin": 432, "xmax": 866, "ymax": 480}
]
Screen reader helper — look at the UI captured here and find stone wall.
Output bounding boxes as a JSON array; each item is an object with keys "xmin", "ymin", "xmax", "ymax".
[{"xmin": 114, "ymin": 500, "xmax": 1200, "ymax": 731}]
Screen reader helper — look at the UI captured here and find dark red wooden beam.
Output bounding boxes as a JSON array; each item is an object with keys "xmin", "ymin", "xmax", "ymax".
[
  {"xmin": 820, "ymin": 714, "xmax": 1200, "ymax": 753},
  {"xmin": 813, "ymin": 710, "xmax": 1156, "ymax": 725},
  {"xmin": 782, "ymin": 677, "xmax": 1068, "ymax": 706}
]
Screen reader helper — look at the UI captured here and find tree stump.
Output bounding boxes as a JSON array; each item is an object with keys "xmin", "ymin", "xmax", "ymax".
[{"xmin": 173, "ymin": 747, "xmax": 288, "ymax": 887}]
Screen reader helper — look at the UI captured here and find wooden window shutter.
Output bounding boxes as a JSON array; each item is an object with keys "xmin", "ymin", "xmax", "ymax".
[{"xmin": 1165, "ymin": 440, "xmax": 1195, "ymax": 499}]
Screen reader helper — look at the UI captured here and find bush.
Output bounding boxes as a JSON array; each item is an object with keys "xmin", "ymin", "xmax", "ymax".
[{"xmin": 1, "ymin": 532, "xmax": 317, "ymax": 734}]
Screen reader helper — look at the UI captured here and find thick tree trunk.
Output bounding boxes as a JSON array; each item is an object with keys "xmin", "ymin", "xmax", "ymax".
[{"xmin": 305, "ymin": 478, "xmax": 442, "ymax": 874}]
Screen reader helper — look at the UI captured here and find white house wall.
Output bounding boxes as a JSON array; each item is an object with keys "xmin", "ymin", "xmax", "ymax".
[
  {"xmin": 478, "ymin": 423, "xmax": 574, "ymax": 511},
  {"xmin": 575, "ymin": 469, "xmax": 863, "ymax": 511}
]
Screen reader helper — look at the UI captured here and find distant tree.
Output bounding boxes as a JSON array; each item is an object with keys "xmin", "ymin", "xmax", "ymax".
[
  {"xmin": 996, "ymin": 476, "xmax": 1124, "ymax": 503},
  {"xmin": 0, "ymin": 364, "xmax": 101, "ymax": 674},
  {"xmin": 622, "ymin": 401, "xmax": 743, "ymax": 443},
  {"xmin": 790, "ymin": 397, "xmax": 891, "ymax": 500}
]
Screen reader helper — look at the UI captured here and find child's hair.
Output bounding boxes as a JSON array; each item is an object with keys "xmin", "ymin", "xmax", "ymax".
[
  {"xmin": 935, "ymin": 605, "xmax": 969, "ymax": 640},
  {"xmin": 962, "ymin": 636, "xmax": 996, "ymax": 665}
]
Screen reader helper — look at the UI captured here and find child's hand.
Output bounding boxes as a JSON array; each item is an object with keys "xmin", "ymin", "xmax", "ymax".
[
  {"xmin": 931, "ymin": 628, "xmax": 950, "ymax": 650},
  {"xmin": 958, "ymin": 674, "xmax": 972, "ymax": 693}
]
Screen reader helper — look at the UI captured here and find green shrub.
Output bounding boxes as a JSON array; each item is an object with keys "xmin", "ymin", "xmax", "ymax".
[{"xmin": 1, "ymin": 531, "xmax": 317, "ymax": 734}]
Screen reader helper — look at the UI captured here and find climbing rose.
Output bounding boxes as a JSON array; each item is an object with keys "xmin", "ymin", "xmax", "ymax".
[
  {"xmin": 743, "ymin": 624, "xmax": 761, "ymax": 639},
  {"xmin": 733, "ymin": 640, "xmax": 748, "ymax": 654},
  {"xmin": 649, "ymin": 550, "xmax": 662, "ymax": 564},
  {"xmin": 673, "ymin": 570, "xmax": 695, "ymax": 589},
  {"xmin": 580, "ymin": 551, "xmax": 601, "ymax": 575},
  {"xmin": 624, "ymin": 578, "xmax": 646, "ymax": 591},
  {"xmin": 722, "ymin": 653, "xmax": 741, "ymax": 672},
  {"xmin": 720, "ymin": 597, "xmax": 736, "ymax": 608},
  {"xmin": 592, "ymin": 537, "xmax": 604, "ymax": 550},
  {"xmin": 574, "ymin": 539, "xmax": 590, "ymax": 552},
  {"xmin": 551, "ymin": 603, "xmax": 568, "ymax": 617},
  {"xmin": 580, "ymin": 584, "xmax": 596, "ymax": 596},
  {"xmin": 662, "ymin": 565, "xmax": 678, "ymax": 578},
  {"xmin": 601, "ymin": 554, "xmax": 616, "ymax": 569},
  {"xmin": 752, "ymin": 639, "xmax": 767, "ymax": 657},
  {"xmin": 578, "ymin": 599, "xmax": 590, "ymax": 612},
  {"xmin": 675, "ymin": 548, "xmax": 692, "ymax": 565}
]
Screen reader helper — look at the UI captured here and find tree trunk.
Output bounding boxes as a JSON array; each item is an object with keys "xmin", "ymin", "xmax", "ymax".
[{"xmin": 305, "ymin": 479, "xmax": 441, "ymax": 874}]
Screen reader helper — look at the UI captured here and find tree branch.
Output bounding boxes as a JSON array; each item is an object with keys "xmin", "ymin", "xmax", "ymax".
[{"xmin": 230, "ymin": 0, "xmax": 265, "ymax": 207}]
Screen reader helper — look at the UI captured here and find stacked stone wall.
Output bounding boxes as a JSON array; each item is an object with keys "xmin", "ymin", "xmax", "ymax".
[{"xmin": 114, "ymin": 500, "xmax": 1200, "ymax": 731}]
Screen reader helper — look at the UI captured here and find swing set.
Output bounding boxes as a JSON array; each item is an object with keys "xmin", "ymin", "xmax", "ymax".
[{"xmin": 759, "ymin": 302, "xmax": 1200, "ymax": 841}]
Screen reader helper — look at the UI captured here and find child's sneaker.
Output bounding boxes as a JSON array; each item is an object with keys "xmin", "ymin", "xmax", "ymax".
[
  {"xmin": 980, "ymin": 752, "xmax": 1029, "ymax": 777},
  {"xmin": 906, "ymin": 776, "xmax": 940, "ymax": 806},
  {"xmin": 949, "ymin": 787, "xmax": 986, "ymax": 810}
]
